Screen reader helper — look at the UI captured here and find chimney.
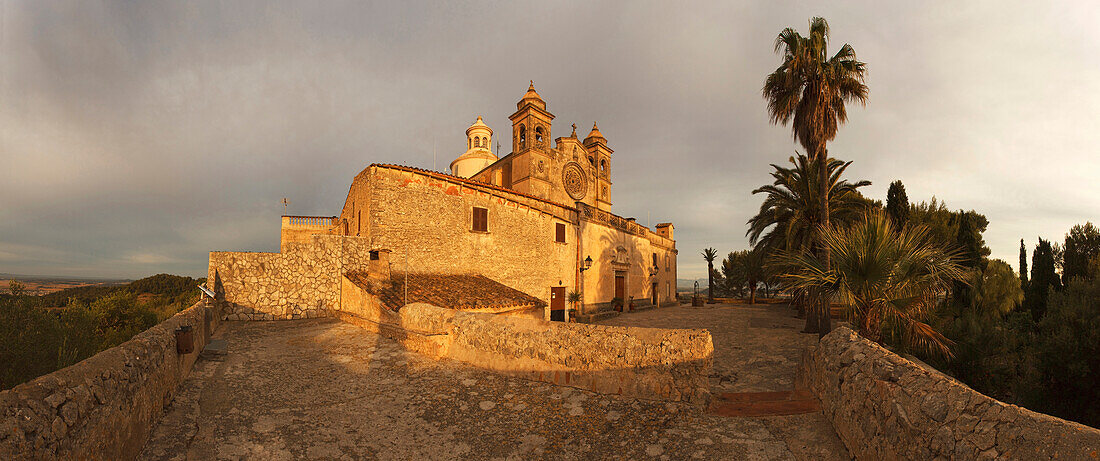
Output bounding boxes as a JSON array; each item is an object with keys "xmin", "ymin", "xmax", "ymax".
[
  {"xmin": 368, "ymin": 249, "xmax": 392, "ymax": 283},
  {"xmin": 655, "ymin": 223, "xmax": 674, "ymax": 240}
]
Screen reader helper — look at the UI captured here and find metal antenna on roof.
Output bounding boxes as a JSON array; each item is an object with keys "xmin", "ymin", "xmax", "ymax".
[{"xmin": 281, "ymin": 198, "xmax": 290, "ymax": 215}]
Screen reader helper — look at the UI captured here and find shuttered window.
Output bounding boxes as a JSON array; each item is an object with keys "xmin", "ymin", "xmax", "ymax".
[
  {"xmin": 555, "ymin": 223, "xmax": 566, "ymax": 243},
  {"xmin": 472, "ymin": 207, "xmax": 488, "ymax": 232}
]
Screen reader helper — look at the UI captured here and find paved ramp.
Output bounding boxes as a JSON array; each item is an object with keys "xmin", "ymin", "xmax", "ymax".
[{"xmin": 599, "ymin": 304, "xmax": 850, "ymax": 459}]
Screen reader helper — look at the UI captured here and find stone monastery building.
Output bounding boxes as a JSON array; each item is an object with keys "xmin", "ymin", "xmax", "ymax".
[{"xmin": 224, "ymin": 83, "xmax": 677, "ymax": 321}]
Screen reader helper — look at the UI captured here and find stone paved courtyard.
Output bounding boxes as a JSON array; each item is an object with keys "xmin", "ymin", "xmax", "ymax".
[{"xmin": 140, "ymin": 303, "xmax": 849, "ymax": 460}]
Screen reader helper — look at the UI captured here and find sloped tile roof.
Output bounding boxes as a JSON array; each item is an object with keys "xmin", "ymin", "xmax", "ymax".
[{"xmin": 345, "ymin": 271, "xmax": 546, "ymax": 313}]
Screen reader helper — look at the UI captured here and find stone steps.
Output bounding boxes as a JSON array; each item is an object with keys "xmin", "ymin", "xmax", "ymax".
[
  {"xmin": 573, "ymin": 309, "xmax": 621, "ymax": 324},
  {"xmin": 709, "ymin": 390, "xmax": 821, "ymax": 417}
]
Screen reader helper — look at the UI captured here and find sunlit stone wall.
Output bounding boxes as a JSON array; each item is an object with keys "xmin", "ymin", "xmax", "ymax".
[
  {"xmin": 336, "ymin": 298, "xmax": 713, "ymax": 404},
  {"xmin": 799, "ymin": 327, "xmax": 1100, "ymax": 459}
]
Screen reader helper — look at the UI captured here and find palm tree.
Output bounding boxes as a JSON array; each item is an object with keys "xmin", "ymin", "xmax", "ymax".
[
  {"xmin": 779, "ymin": 211, "xmax": 966, "ymax": 357},
  {"xmin": 567, "ymin": 290, "xmax": 583, "ymax": 317},
  {"xmin": 747, "ymin": 154, "xmax": 871, "ymax": 252},
  {"xmin": 747, "ymin": 153, "xmax": 870, "ymax": 330},
  {"xmin": 729, "ymin": 248, "xmax": 767, "ymax": 304},
  {"xmin": 764, "ymin": 17, "xmax": 868, "ymax": 333},
  {"xmin": 702, "ymin": 248, "xmax": 718, "ymax": 302}
]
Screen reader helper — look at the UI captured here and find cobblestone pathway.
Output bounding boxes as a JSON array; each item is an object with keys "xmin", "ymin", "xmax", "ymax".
[
  {"xmin": 600, "ymin": 303, "xmax": 849, "ymax": 459},
  {"xmin": 141, "ymin": 306, "xmax": 849, "ymax": 460}
]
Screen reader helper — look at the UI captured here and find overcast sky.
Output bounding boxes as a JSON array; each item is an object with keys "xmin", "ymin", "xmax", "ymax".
[{"xmin": 2, "ymin": 1, "xmax": 1098, "ymax": 280}]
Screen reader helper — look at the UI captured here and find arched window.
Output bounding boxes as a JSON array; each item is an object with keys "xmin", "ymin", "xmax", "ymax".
[
  {"xmin": 482, "ymin": 136, "xmax": 487, "ymax": 148},
  {"xmin": 476, "ymin": 137, "xmax": 482, "ymax": 148},
  {"xmin": 600, "ymin": 159, "xmax": 607, "ymax": 172},
  {"xmin": 519, "ymin": 125, "xmax": 526, "ymax": 145},
  {"xmin": 535, "ymin": 126, "xmax": 544, "ymax": 143},
  {"xmin": 588, "ymin": 156, "xmax": 595, "ymax": 166}
]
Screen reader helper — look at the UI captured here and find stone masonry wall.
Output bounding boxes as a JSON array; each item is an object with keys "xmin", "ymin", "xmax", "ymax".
[
  {"xmin": 363, "ymin": 166, "xmax": 579, "ymax": 311},
  {"xmin": 0, "ymin": 299, "xmax": 221, "ymax": 460},
  {"xmin": 208, "ymin": 235, "xmax": 372, "ymax": 320},
  {"xmin": 336, "ymin": 299, "xmax": 713, "ymax": 404},
  {"xmin": 798, "ymin": 327, "xmax": 1100, "ymax": 460}
]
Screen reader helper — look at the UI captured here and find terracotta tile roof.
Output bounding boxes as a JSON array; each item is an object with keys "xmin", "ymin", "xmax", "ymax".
[{"xmin": 345, "ymin": 271, "xmax": 546, "ymax": 313}]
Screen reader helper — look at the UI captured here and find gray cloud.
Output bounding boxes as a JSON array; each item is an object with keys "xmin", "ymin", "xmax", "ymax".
[{"xmin": 1, "ymin": 1, "xmax": 1098, "ymax": 279}]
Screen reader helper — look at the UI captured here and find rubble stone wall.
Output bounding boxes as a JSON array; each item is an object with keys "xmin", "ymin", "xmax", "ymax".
[
  {"xmin": 336, "ymin": 301, "xmax": 713, "ymax": 404},
  {"xmin": 0, "ymin": 300, "xmax": 220, "ymax": 460},
  {"xmin": 798, "ymin": 327, "xmax": 1100, "ymax": 460},
  {"xmin": 207, "ymin": 235, "xmax": 372, "ymax": 320}
]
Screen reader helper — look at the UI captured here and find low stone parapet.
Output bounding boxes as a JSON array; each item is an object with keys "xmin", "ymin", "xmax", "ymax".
[
  {"xmin": 798, "ymin": 327, "xmax": 1100, "ymax": 459},
  {"xmin": 0, "ymin": 299, "xmax": 222, "ymax": 460},
  {"xmin": 336, "ymin": 300, "xmax": 713, "ymax": 404}
]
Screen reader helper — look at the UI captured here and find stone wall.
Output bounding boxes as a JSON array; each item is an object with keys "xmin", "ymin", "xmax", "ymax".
[
  {"xmin": 336, "ymin": 298, "xmax": 712, "ymax": 404},
  {"xmin": 798, "ymin": 327, "xmax": 1100, "ymax": 460},
  {"xmin": 0, "ymin": 299, "xmax": 221, "ymax": 460},
  {"xmin": 208, "ymin": 235, "xmax": 372, "ymax": 320},
  {"xmin": 361, "ymin": 165, "xmax": 580, "ymax": 313}
]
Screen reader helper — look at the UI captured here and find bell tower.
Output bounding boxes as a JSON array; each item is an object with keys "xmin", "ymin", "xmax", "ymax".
[
  {"xmin": 584, "ymin": 122, "xmax": 613, "ymax": 210},
  {"xmin": 507, "ymin": 81, "xmax": 555, "ymax": 198}
]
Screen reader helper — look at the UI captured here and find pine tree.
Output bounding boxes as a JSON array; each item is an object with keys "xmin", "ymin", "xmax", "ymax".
[{"xmin": 885, "ymin": 180, "xmax": 909, "ymax": 228}]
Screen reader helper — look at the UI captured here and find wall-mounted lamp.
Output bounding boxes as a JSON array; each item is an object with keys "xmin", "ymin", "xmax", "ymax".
[{"xmin": 580, "ymin": 256, "xmax": 593, "ymax": 272}]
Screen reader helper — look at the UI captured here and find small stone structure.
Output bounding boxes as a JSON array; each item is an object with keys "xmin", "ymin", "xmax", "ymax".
[
  {"xmin": 0, "ymin": 299, "xmax": 222, "ymax": 460},
  {"xmin": 798, "ymin": 327, "xmax": 1100, "ymax": 460},
  {"xmin": 279, "ymin": 215, "xmax": 338, "ymax": 252}
]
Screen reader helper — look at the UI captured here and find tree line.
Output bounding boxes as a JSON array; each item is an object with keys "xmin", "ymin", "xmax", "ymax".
[{"xmin": 0, "ymin": 274, "xmax": 205, "ymax": 390}]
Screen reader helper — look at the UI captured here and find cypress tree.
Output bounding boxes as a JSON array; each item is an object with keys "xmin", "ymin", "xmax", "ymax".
[
  {"xmin": 1025, "ymin": 238, "xmax": 1060, "ymax": 320},
  {"xmin": 885, "ymin": 180, "xmax": 909, "ymax": 228},
  {"xmin": 1019, "ymin": 239, "xmax": 1029, "ymax": 287}
]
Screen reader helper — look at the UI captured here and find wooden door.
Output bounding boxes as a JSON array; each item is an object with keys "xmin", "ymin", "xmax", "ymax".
[
  {"xmin": 652, "ymin": 283, "xmax": 658, "ymax": 305},
  {"xmin": 615, "ymin": 275, "xmax": 625, "ymax": 299},
  {"xmin": 550, "ymin": 287, "xmax": 566, "ymax": 321}
]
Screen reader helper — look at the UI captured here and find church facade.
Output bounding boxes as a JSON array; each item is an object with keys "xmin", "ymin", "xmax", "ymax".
[{"xmin": 283, "ymin": 83, "xmax": 677, "ymax": 320}]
